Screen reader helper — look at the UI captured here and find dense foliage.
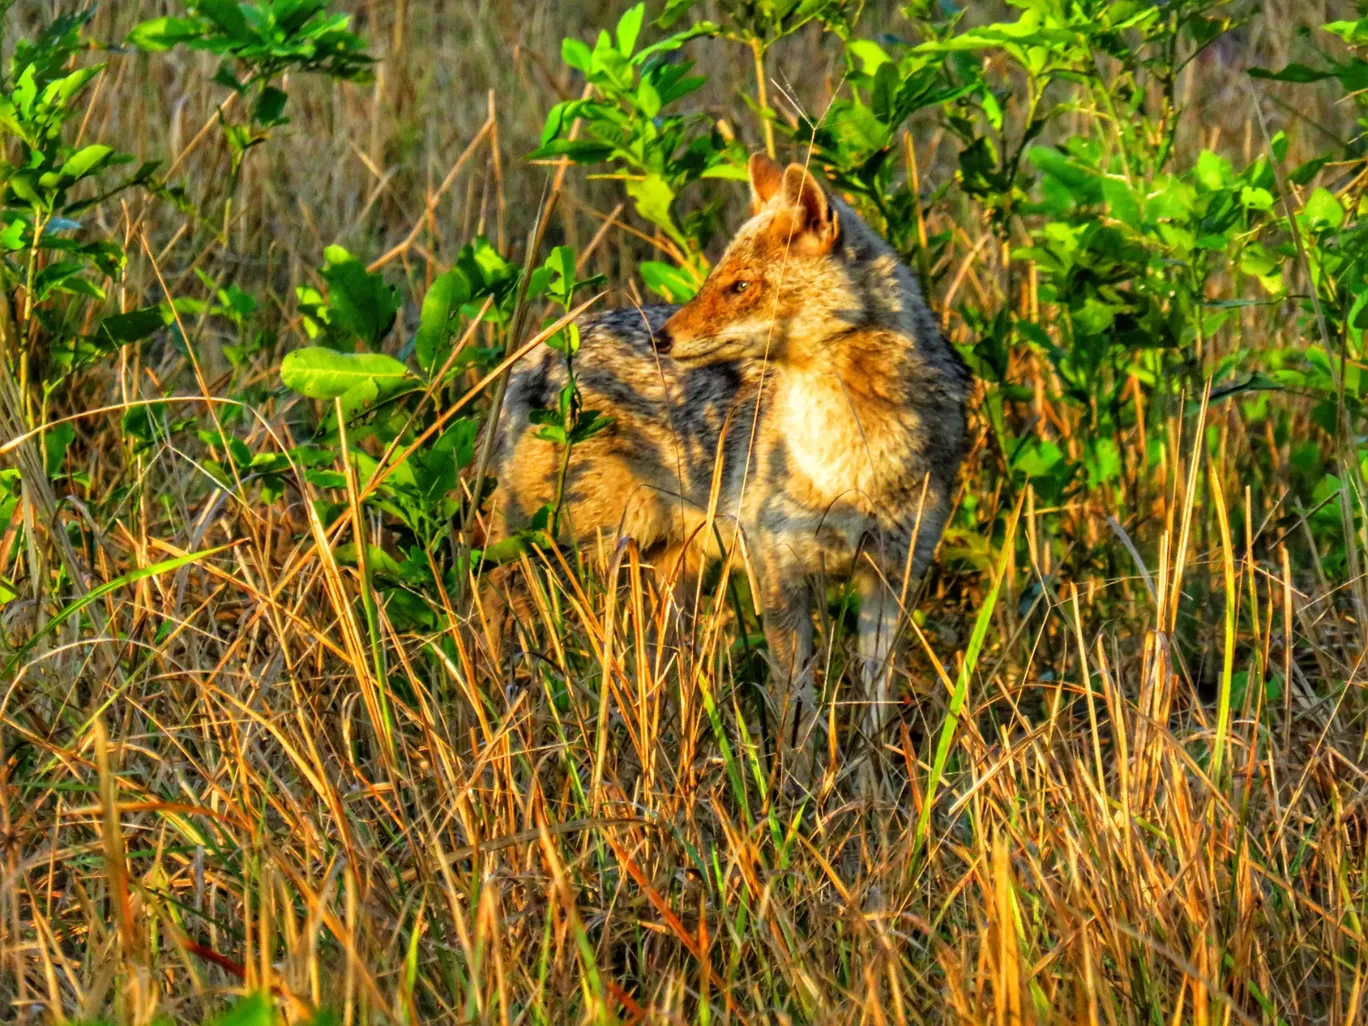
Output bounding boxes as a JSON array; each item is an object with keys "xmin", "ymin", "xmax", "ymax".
[{"xmin": 3, "ymin": 1, "xmax": 1367, "ymax": 1022}]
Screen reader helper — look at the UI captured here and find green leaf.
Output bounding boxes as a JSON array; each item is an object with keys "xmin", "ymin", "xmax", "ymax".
[
  {"xmin": 122, "ymin": 401, "xmax": 169, "ymax": 448},
  {"xmin": 543, "ymin": 245, "xmax": 579, "ymax": 305},
  {"xmin": 526, "ymin": 138, "xmax": 616, "ymax": 164},
  {"xmin": 1101, "ymin": 177, "xmax": 1139, "ymax": 229},
  {"xmin": 1084, "ymin": 437, "xmax": 1120, "ymax": 489},
  {"xmin": 562, "ymin": 38, "xmax": 592, "ymax": 73},
  {"xmin": 415, "ymin": 268, "xmax": 471, "ymax": 374},
  {"xmin": 1304, "ymin": 187, "xmax": 1344, "ymax": 230},
  {"xmin": 197, "ymin": 0, "xmax": 252, "ymax": 40},
  {"xmin": 62, "ymin": 144, "xmax": 114, "ymax": 183},
  {"xmin": 616, "ymin": 3, "xmax": 646, "ymax": 56},
  {"xmin": 846, "ymin": 38, "xmax": 891, "ymax": 75},
  {"xmin": 637, "ymin": 77, "xmax": 662, "ymax": 118},
  {"xmin": 1324, "ymin": 19, "xmax": 1368, "ymax": 44},
  {"xmin": 1012, "ymin": 438, "xmax": 1063, "ymax": 479},
  {"xmin": 1248, "ymin": 63, "xmax": 1332, "ymax": 83},
  {"xmin": 35, "ymin": 261, "xmax": 91, "ymax": 301},
  {"xmin": 96, "ymin": 307, "xmax": 169, "ymax": 345},
  {"xmin": 1289, "ymin": 154, "xmax": 1331, "ymax": 188},
  {"xmin": 1195, "ymin": 150, "xmax": 1231, "ymax": 191},
  {"xmin": 640, "ymin": 260, "xmax": 697, "ymax": 302},
  {"xmin": 570, "ymin": 409, "xmax": 612, "ymax": 443},
  {"xmin": 42, "ymin": 65, "xmax": 102, "ymax": 110},
  {"xmin": 9, "ymin": 173, "xmax": 40, "ymax": 205},
  {"xmin": 625, "ymin": 174, "xmax": 679, "ymax": 240},
  {"xmin": 254, "ymin": 86, "xmax": 289, "ymax": 126},
  {"xmin": 633, "ymin": 21, "xmax": 719, "ymax": 64},
  {"xmin": 45, "ymin": 422, "xmax": 75, "ymax": 478},
  {"xmin": 208, "ymin": 992, "xmax": 275, "ymax": 1026},
  {"xmin": 280, "ymin": 347, "xmax": 411, "ymax": 399},
  {"xmin": 700, "ymin": 162, "xmax": 750, "ymax": 181},
  {"xmin": 321, "ymin": 246, "xmax": 399, "ymax": 348},
  {"xmin": 0, "ymin": 218, "xmax": 24, "ymax": 250},
  {"xmin": 656, "ymin": 0, "xmax": 698, "ymax": 29}
]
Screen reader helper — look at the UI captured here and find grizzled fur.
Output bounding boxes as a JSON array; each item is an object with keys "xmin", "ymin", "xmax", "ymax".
[
  {"xmin": 489, "ymin": 155, "xmax": 970, "ymax": 777},
  {"xmin": 660, "ymin": 154, "xmax": 972, "ymax": 763},
  {"xmin": 487, "ymin": 305, "xmax": 762, "ymax": 581}
]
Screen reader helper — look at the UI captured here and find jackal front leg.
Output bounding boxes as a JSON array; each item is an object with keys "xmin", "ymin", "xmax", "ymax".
[
  {"xmin": 855, "ymin": 565, "xmax": 902, "ymax": 781},
  {"xmin": 756, "ymin": 562, "xmax": 821, "ymax": 784}
]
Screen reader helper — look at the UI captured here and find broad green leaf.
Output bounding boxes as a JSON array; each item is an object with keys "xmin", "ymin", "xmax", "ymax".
[
  {"xmin": 626, "ymin": 174, "xmax": 679, "ymax": 240},
  {"xmin": 42, "ymin": 65, "xmax": 102, "ymax": 110},
  {"xmin": 656, "ymin": 0, "xmax": 698, "ymax": 29},
  {"xmin": 197, "ymin": 0, "xmax": 252, "ymax": 40},
  {"xmin": 321, "ymin": 246, "xmax": 399, "ymax": 347},
  {"xmin": 254, "ymin": 86, "xmax": 288, "ymax": 126},
  {"xmin": 337, "ymin": 377, "xmax": 381, "ymax": 420},
  {"xmin": 122, "ymin": 401, "xmax": 170, "ymax": 447},
  {"xmin": 0, "ymin": 218, "xmax": 24, "ymax": 250},
  {"xmin": 1084, "ymin": 437, "xmax": 1120, "ymax": 488},
  {"xmin": 526, "ymin": 138, "xmax": 616, "ymax": 164},
  {"xmin": 846, "ymin": 38, "xmax": 891, "ymax": 75},
  {"xmin": 96, "ymin": 307, "xmax": 168, "ymax": 345},
  {"xmin": 543, "ymin": 245, "xmax": 577, "ymax": 305},
  {"xmin": 1101, "ymin": 177, "xmax": 1139, "ymax": 228},
  {"xmin": 1303, "ymin": 188, "xmax": 1344, "ymax": 229},
  {"xmin": 62, "ymin": 144, "xmax": 114, "ymax": 183},
  {"xmin": 1324, "ymin": 19, "xmax": 1368, "ymax": 44},
  {"xmin": 415, "ymin": 268, "xmax": 471, "ymax": 374},
  {"xmin": 1012, "ymin": 438, "xmax": 1063, "ymax": 478},
  {"xmin": 1289, "ymin": 154, "xmax": 1330, "ymax": 187},
  {"xmin": 1248, "ymin": 63, "xmax": 1332, "ymax": 83},
  {"xmin": 633, "ymin": 21, "xmax": 719, "ymax": 64},
  {"xmin": 616, "ymin": 3, "xmax": 646, "ymax": 56},
  {"xmin": 562, "ymin": 38, "xmax": 592, "ymax": 73},
  {"xmin": 641, "ymin": 260, "xmax": 697, "ymax": 302},
  {"xmin": 701, "ymin": 162, "xmax": 750, "ymax": 180},
  {"xmin": 280, "ymin": 347, "xmax": 411, "ymax": 399},
  {"xmin": 637, "ymin": 77, "xmax": 661, "ymax": 118},
  {"xmin": 45, "ymin": 422, "xmax": 75, "ymax": 478},
  {"xmin": 1195, "ymin": 150, "xmax": 1231, "ymax": 191}
]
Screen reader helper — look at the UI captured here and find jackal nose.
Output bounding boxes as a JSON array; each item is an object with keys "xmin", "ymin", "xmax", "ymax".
[{"xmin": 653, "ymin": 326, "xmax": 673, "ymax": 354}]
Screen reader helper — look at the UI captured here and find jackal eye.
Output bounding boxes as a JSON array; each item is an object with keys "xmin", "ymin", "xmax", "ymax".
[{"xmin": 729, "ymin": 280, "xmax": 750, "ymax": 294}]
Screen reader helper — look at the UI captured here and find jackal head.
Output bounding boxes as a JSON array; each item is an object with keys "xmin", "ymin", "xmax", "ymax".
[{"xmin": 659, "ymin": 154, "xmax": 868, "ymax": 367}]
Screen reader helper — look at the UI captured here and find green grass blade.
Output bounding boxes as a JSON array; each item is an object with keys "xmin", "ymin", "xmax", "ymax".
[
  {"xmin": 4, "ymin": 542, "xmax": 238, "ymax": 677},
  {"xmin": 913, "ymin": 498, "xmax": 1022, "ymax": 861}
]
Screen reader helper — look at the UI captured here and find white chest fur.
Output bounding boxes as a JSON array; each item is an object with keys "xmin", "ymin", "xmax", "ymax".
[{"xmin": 775, "ymin": 369, "xmax": 909, "ymax": 511}]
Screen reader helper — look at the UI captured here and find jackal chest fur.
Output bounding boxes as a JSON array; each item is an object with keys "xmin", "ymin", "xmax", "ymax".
[{"xmin": 764, "ymin": 358, "xmax": 920, "ymax": 560}]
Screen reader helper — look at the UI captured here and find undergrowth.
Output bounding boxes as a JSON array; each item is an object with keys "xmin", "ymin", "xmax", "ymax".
[{"xmin": 1, "ymin": 1, "xmax": 1366, "ymax": 1023}]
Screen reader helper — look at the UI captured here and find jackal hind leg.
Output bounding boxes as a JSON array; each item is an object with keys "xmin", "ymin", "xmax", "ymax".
[
  {"xmin": 655, "ymin": 538, "xmax": 706, "ymax": 629},
  {"xmin": 638, "ymin": 539, "xmax": 705, "ymax": 691},
  {"xmin": 474, "ymin": 553, "xmax": 540, "ymax": 673}
]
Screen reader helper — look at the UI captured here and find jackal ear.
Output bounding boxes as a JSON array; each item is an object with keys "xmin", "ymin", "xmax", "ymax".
[
  {"xmin": 748, "ymin": 153, "xmax": 785, "ymax": 213},
  {"xmin": 776, "ymin": 162, "xmax": 840, "ymax": 254}
]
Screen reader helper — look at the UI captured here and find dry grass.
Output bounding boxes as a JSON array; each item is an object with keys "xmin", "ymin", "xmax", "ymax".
[{"xmin": 2, "ymin": 1, "xmax": 1367, "ymax": 1023}]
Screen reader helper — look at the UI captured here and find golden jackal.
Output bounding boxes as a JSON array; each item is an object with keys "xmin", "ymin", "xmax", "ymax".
[{"xmin": 489, "ymin": 153, "xmax": 970, "ymax": 770}]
